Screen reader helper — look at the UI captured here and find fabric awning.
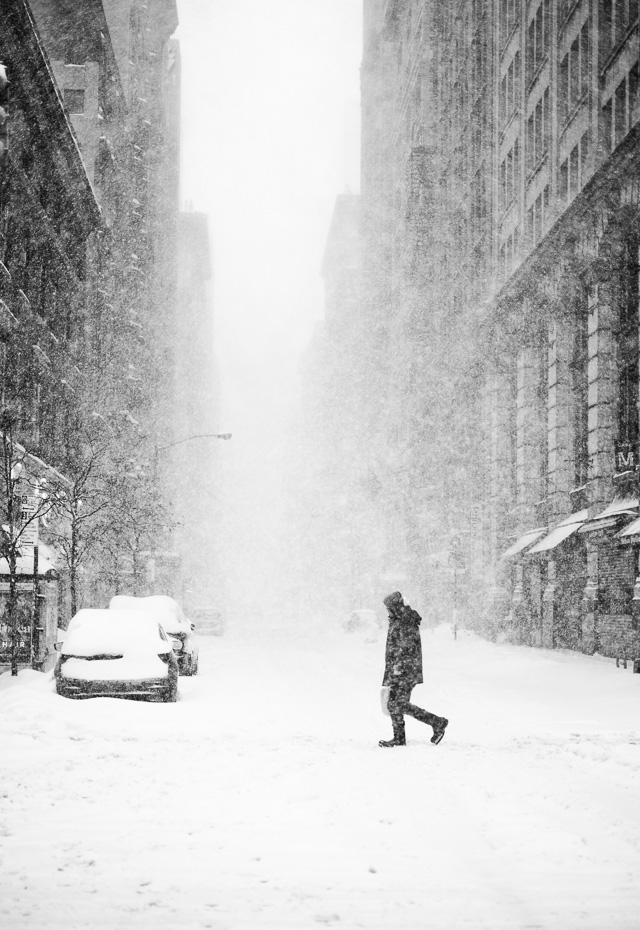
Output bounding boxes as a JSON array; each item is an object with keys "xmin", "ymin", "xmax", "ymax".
[
  {"xmin": 578, "ymin": 496, "xmax": 639, "ymax": 534},
  {"xmin": 617, "ymin": 516, "xmax": 640, "ymax": 540},
  {"xmin": 501, "ymin": 528, "xmax": 546, "ymax": 559},
  {"xmin": 527, "ymin": 510, "xmax": 588, "ymax": 554}
]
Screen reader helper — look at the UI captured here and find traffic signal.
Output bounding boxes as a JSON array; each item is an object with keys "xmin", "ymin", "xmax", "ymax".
[{"xmin": 0, "ymin": 63, "xmax": 8, "ymax": 162}]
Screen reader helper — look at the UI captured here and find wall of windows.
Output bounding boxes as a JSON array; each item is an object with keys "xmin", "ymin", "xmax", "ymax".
[
  {"xmin": 569, "ymin": 301, "xmax": 589, "ymax": 488},
  {"xmin": 499, "ymin": 139, "xmax": 520, "ymax": 212},
  {"xmin": 602, "ymin": 65, "xmax": 640, "ymax": 151},
  {"xmin": 526, "ymin": 87, "xmax": 550, "ymax": 172},
  {"xmin": 526, "ymin": 0, "xmax": 551, "ymax": 87},
  {"xmin": 601, "ymin": 0, "xmax": 640, "ymax": 61},
  {"xmin": 559, "ymin": 21, "xmax": 590, "ymax": 125},
  {"xmin": 527, "ymin": 185, "xmax": 550, "ymax": 246},
  {"xmin": 617, "ymin": 236, "xmax": 640, "ymax": 451},
  {"xmin": 500, "ymin": 52, "xmax": 521, "ymax": 128},
  {"xmin": 558, "ymin": 130, "xmax": 590, "ymax": 202}
]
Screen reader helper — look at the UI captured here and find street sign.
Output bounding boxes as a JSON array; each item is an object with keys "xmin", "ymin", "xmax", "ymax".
[{"xmin": 18, "ymin": 495, "xmax": 38, "ymax": 550}]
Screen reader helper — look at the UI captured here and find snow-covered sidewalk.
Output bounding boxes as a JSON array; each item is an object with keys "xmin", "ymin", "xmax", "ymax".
[{"xmin": 1, "ymin": 623, "xmax": 639, "ymax": 929}]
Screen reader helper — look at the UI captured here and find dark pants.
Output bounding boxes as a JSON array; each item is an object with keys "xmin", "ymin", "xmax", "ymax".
[{"xmin": 388, "ymin": 680, "xmax": 440, "ymax": 741}]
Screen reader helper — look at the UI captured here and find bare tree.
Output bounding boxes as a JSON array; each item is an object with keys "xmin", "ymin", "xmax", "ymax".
[
  {"xmin": 0, "ymin": 411, "xmax": 57, "ymax": 675},
  {"xmin": 45, "ymin": 433, "xmax": 117, "ymax": 618},
  {"xmin": 96, "ymin": 467, "xmax": 176, "ymax": 598}
]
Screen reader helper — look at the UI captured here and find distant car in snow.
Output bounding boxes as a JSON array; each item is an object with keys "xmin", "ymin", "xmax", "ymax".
[
  {"xmin": 343, "ymin": 608, "xmax": 383, "ymax": 638},
  {"xmin": 191, "ymin": 606, "xmax": 225, "ymax": 636},
  {"xmin": 54, "ymin": 608, "xmax": 178, "ymax": 702},
  {"xmin": 109, "ymin": 594, "xmax": 199, "ymax": 676}
]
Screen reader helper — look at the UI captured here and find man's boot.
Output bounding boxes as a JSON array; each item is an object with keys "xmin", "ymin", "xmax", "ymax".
[
  {"xmin": 430, "ymin": 717, "xmax": 448, "ymax": 745},
  {"xmin": 379, "ymin": 719, "xmax": 406, "ymax": 748}
]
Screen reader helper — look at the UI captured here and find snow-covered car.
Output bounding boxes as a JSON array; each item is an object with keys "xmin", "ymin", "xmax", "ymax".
[
  {"xmin": 343, "ymin": 608, "xmax": 383, "ymax": 637},
  {"xmin": 109, "ymin": 594, "xmax": 199, "ymax": 676},
  {"xmin": 54, "ymin": 608, "xmax": 178, "ymax": 702}
]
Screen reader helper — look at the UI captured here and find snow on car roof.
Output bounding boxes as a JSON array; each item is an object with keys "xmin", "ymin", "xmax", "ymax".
[
  {"xmin": 108, "ymin": 594, "xmax": 188, "ymax": 634},
  {"xmin": 61, "ymin": 608, "xmax": 171, "ymax": 656}
]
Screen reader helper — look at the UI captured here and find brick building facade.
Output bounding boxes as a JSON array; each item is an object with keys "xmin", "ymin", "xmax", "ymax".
[{"xmin": 360, "ymin": 0, "xmax": 640, "ymax": 661}]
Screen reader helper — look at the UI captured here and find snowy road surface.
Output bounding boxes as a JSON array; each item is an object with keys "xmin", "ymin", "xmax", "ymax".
[{"xmin": 1, "ymin": 622, "xmax": 640, "ymax": 930}]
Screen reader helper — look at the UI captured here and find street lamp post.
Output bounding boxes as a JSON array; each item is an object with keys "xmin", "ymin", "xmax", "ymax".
[{"xmin": 156, "ymin": 432, "xmax": 232, "ymax": 452}]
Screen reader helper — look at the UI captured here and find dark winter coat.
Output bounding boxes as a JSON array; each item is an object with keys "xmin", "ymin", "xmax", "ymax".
[{"xmin": 382, "ymin": 603, "xmax": 423, "ymax": 687}]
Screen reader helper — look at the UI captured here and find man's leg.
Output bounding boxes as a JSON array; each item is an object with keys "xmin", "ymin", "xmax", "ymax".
[
  {"xmin": 403, "ymin": 688, "xmax": 448, "ymax": 744},
  {"xmin": 403, "ymin": 700, "xmax": 440, "ymax": 728},
  {"xmin": 378, "ymin": 681, "xmax": 408, "ymax": 747}
]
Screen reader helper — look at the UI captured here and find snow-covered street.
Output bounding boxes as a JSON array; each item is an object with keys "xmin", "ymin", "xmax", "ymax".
[{"xmin": 1, "ymin": 622, "xmax": 640, "ymax": 930}]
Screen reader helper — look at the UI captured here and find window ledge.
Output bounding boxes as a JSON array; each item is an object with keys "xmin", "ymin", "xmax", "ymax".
[
  {"xmin": 601, "ymin": 21, "xmax": 639, "ymax": 78},
  {"xmin": 559, "ymin": 92, "xmax": 590, "ymax": 140},
  {"xmin": 559, "ymin": 0, "xmax": 582, "ymax": 34},
  {"xmin": 526, "ymin": 56, "xmax": 549, "ymax": 95},
  {"xmin": 499, "ymin": 107, "xmax": 521, "ymax": 144},
  {"xmin": 526, "ymin": 151, "xmax": 549, "ymax": 187}
]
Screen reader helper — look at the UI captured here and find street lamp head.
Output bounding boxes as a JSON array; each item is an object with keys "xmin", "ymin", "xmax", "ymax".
[{"xmin": 156, "ymin": 432, "xmax": 233, "ymax": 452}]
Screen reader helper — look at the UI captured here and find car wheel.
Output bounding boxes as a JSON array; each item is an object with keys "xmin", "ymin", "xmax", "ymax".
[{"xmin": 192, "ymin": 655, "xmax": 199, "ymax": 675}]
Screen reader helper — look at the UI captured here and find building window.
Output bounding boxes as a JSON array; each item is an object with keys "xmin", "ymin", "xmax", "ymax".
[
  {"xmin": 471, "ymin": 166, "xmax": 488, "ymax": 245},
  {"xmin": 526, "ymin": 87, "xmax": 550, "ymax": 172},
  {"xmin": 536, "ymin": 340, "xmax": 549, "ymax": 501},
  {"xmin": 559, "ymin": 21, "xmax": 590, "ymax": 125},
  {"xmin": 602, "ymin": 66, "xmax": 640, "ymax": 152},
  {"xmin": 559, "ymin": 0, "xmax": 584, "ymax": 28},
  {"xmin": 558, "ymin": 130, "xmax": 590, "ymax": 202},
  {"xmin": 499, "ymin": 227, "xmax": 519, "ymax": 279},
  {"xmin": 601, "ymin": 0, "xmax": 640, "ymax": 60},
  {"xmin": 500, "ymin": 52, "xmax": 521, "ymax": 128},
  {"xmin": 570, "ymin": 301, "xmax": 589, "ymax": 487},
  {"xmin": 499, "ymin": 138, "xmax": 520, "ymax": 212},
  {"xmin": 471, "ymin": 24, "xmax": 488, "ymax": 95},
  {"xmin": 0, "ymin": 341, "xmax": 6, "ymax": 409},
  {"xmin": 527, "ymin": 185, "xmax": 550, "ymax": 246},
  {"xmin": 526, "ymin": 0, "xmax": 551, "ymax": 87},
  {"xmin": 499, "ymin": 0, "xmax": 518, "ymax": 48},
  {"xmin": 508, "ymin": 364, "xmax": 518, "ymax": 504},
  {"xmin": 617, "ymin": 235, "xmax": 640, "ymax": 450},
  {"xmin": 63, "ymin": 88, "xmax": 85, "ymax": 115}
]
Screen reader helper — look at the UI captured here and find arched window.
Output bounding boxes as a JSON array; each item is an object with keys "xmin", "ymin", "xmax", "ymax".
[
  {"xmin": 617, "ymin": 234, "xmax": 640, "ymax": 450},
  {"xmin": 570, "ymin": 298, "xmax": 589, "ymax": 486}
]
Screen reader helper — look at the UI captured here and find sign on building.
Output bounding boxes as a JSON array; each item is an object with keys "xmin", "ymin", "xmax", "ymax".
[
  {"xmin": 18, "ymin": 495, "xmax": 39, "ymax": 551},
  {"xmin": 614, "ymin": 442, "xmax": 639, "ymax": 474}
]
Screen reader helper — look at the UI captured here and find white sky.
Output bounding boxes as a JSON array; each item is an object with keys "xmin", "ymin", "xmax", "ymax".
[
  {"xmin": 176, "ymin": 0, "xmax": 362, "ymax": 432},
  {"xmin": 175, "ymin": 0, "xmax": 362, "ymax": 611}
]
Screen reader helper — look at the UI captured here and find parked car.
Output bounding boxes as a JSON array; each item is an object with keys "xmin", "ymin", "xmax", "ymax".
[
  {"xmin": 109, "ymin": 594, "xmax": 199, "ymax": 676},
  {"xmin": 54, "ymin": 608, "xmax": 178, "ymax": 702},
  {"xmin": 343, "ymin": 608, "xmax": 383, "ymax": 638},
  {"xmin": 191, "ymin": 606, "xmax": 225, "ymax": 636}
]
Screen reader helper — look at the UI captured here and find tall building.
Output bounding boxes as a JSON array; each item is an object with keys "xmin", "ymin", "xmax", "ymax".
[
  {"xmin": 360, "ymin": 1, "xmax": 640, "ymax": 660},
  {"xmin": 0, "ymin": 0, "xmax": 185, "ymax": 669},
  {"xmin": 29, "ymin": 0, "xmax": 181, "ymax": 449},
  {"xmin": 296, "ymin": 194, "xmax": 386, "ymax": 614},
  {"xmin": 0, "ymin": 0, "xmax": 104, "ymax": 667},
  {"xmin": 27, "ymin": 0, "xmax": 184, "ymax": 605},
  {"xmin": 170, "ymin": 210, "xmax": 221, "ymax": 613}
]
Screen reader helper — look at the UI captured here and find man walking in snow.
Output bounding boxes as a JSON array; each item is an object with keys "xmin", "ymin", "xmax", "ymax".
[{"xmin": 379, "ymin": 591, "xmax": 448, "ymax": 748}]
